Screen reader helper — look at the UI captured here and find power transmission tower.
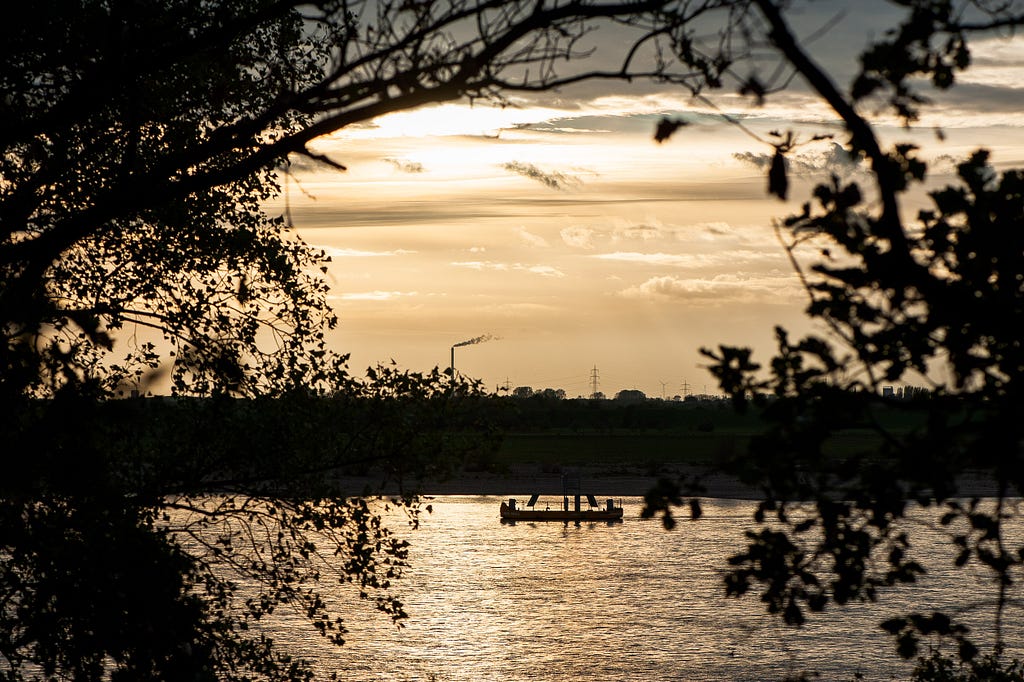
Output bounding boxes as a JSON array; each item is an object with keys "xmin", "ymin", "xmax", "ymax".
[
  {"xmin": 659, "ymin": 380, "xmax": 668, "ymax": 400},
  {"xmin": 590, "ymin": 365, "xmax": 600, "ymax": 399},
  {"xmin": 680, "ymin": 379, "xmax": 691, "ymax": 398}
]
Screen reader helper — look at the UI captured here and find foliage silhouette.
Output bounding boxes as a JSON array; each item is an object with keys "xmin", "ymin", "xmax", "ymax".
[
  {"xmin": 642, "ymin": 0, "xmax": 1024, "ymax": 675},
  {"xmin": 1, "ymin": 0, "xmax": 708, "ymax": 678},
  {"xmin": 6, "ymin": 0, "xmax": 1024, "ymax": 678}
]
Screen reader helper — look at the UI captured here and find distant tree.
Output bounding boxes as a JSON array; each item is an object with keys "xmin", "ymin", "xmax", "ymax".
[
  {"xmin": 614, "ymin": 389, "xmax": 647, "ymax": 402},
  {"xmin": 642, "ymin": 0, "xmax": 1024, "ymax": 674},
  {"xmin": 512, "ymin": 386, "xmax": 535, "ymax": 399},
  {"xmin": 538, "ymin": 387, "xmax": 567, "ymax": 400}
]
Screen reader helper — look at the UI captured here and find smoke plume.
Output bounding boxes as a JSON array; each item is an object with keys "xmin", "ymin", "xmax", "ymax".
[{"xmin": 453, "ymin": 334, "xmax": 498, "ymax": 348}]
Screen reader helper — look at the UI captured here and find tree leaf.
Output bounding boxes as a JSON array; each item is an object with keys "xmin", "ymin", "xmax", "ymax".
[
  {"xmin": 654, "ymin": 117, "xmax": 688, "ymax": 143},
  {"xmin": 768, "ymin": 149, "xmax": 788, "ymax": 200}
]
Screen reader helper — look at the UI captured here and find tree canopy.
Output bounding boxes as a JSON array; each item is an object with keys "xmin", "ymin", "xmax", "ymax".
[
  {"xmin": 5, "ymin": 0, "xmax": 1024, "ymax": 678},
  {"xmin": 638, "ymin": 0, "xmax": 1024, "ymax": 675},
  {"xmin": 0, "ymin": 0, "xmax": 699, "ymax": 678},
  {"xmin": 1, "ymin": 0, "xmax": 702, "ymax": 400}
]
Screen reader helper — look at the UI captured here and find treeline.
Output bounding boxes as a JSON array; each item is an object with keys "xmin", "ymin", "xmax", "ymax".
[
  {"xmin": 4, "ymin": 390, "xmax": 500, "ymax": 499},
  {"xmin": 5, "ymin": 389, "xmax": 944, "ymax": 500},
  {"xmin": 488, "ymin": 394, "xmax": 752, "ymax": 433}
]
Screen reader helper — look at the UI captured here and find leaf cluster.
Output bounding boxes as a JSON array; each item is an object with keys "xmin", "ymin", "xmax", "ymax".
[
  {"xmin": 642, "ymin": 0, "xmax": 1024, "ymax": 669},
  {"xmin": 0, "ymin": 366, "xmax": 494, "ymax": 680}
]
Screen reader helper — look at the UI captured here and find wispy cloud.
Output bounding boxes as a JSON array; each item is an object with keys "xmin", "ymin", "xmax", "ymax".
[
  {"xmin": 485, "ymin": 302, "xmax": 562, "ymax": 316},
  {"xmin": 561, "ymin": 226, "xmax": 597, "ymax": 249},
  {"xmin": 323, "ymin": 247, "xmax": 416, "ymax": 258},
  {"xmin": 383, "ymin": 157, "xmax": 425, "ymax": 173},
  {"xmin": 561, "ymin": 219, "xmax": 731, "ymax": 252},
  {"xmin": 517, "ymin": 228, "xmax": 549, "ymax": 248},
  {"xmin": 525, "ymin": 265, "xmax": 565, "ymax": 277},
  {"xmin": 501, "ymin": 161, "xmax": 583, "ymax": 191},
  {"xmin": 453, "ymin": 260, "xmax": 506, "ymax": 271},
  {"xmin": 733, "ymin": 142, "xmax": 860, "ymax": 176},
  {"xmin": 954, "ymin": 38, "xmax": 1024, "ymax": 91},
  {"xmin": 333, "ymin": 290, "xmax": 419, "ymax": 301},
  {"xmin": 620, "ymin": 273, "xmax": 802, "ymax": 303},
  {"xmin": 591, "ymin": 252, "xmax": 702, "ymax": 267},
  {"xmin": 451, "ymin": 260, "xmax": 565, "ymax": 277},
  {"xmin": 592, "ymin": 250, "xmax": 780, "ymax": 267},
  {"xmin": 613, "ymin": 223, "xmax": 663, "ymax": 242}
]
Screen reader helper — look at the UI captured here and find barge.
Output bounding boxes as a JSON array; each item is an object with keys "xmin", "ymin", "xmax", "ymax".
[{"xmin": 500, "ymin": 494, "xmax": 624, "ymax": 522}]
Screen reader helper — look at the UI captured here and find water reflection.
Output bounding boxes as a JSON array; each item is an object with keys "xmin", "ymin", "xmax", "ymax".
[{"xmin": 259, "ymin": 496, "xmax": 1023, "ymax": 682}]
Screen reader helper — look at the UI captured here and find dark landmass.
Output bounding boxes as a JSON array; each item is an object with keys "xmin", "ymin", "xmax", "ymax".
[
  {"xmin": 435, "ymin": 463, "xmax": 762, "ymax": 498},
  {"xmin": 336, "ymin": 463, "xmax": 1008, "ymax": 500},
  {"xmin": 332, "ymin": 463, "xmax": 750, "ymax": 498}
]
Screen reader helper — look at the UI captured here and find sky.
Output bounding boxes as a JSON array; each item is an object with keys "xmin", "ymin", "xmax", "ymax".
[{"xmin": 275, "ymin": 1, "xmax": 1024, "ymax": 399}]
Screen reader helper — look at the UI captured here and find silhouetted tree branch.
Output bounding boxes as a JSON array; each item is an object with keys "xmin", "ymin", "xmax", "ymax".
[{"xmin": 645, "ymin": 0, "xmax": 1024, "ymax": 676}]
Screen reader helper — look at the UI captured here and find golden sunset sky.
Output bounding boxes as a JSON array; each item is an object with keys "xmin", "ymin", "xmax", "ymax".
[{"xmin": 278, "ymin": 2, "xmax": 1024, "ymax": 398}]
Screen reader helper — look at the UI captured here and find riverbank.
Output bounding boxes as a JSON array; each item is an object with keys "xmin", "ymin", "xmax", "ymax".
[
  {"xmin": 417, "ymin": 464, "xmax": 761, "ymax": 498},
  {"xmin": 335, "ymin": 463, "xmax": 1008, "ymax": 501},
  {"xmin": 331, "ymin": 463, "xmax": 752, "ymax": 498}
]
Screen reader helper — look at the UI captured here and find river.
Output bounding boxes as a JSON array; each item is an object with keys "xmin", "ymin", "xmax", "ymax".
[{"xmin": 260, "ymin": 495, "xmax": 1024, "ymax": 681}]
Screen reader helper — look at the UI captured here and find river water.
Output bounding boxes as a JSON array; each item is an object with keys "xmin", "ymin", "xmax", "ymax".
[{"xmin": 263, "ymin": 496, "xmax": 1024, "ymax": 681}]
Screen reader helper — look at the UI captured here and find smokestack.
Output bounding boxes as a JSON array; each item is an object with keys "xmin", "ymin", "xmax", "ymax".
[{"xmin": 450, "ymin": 333, "xmax": 499, "ymax": 377}]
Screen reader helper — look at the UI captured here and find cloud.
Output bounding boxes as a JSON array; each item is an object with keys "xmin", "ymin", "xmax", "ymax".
[
  {"xmin": 561, "ymin": 226, "xmax": 597, "ymax": 249},
  {"xmin": 592, "ymin": 249, "xmax": 783, "ymax": 268},
  {"xmin": 451, "ymin": 261, "xmax": 565, "ymax": 277},
  {"xmin": 733, "ymin": 142, "xmax": 860, "ymax": 175},
  {"xmin": 613, "ymin": 223, "xmax": 663, "ymax": 242},
  {"xmin": 591, "ymin": 251, "xmax": 702, "ymax": 267},
  {"xmin": 924, "ymin": 82, "xmax": 1024, "ymax": 123},
  {"xmin": 501, "ymin": 161, "xmax": 583, "ymax": 190},
  {"xmin": 333, "ymin": 290, "xmax": 419, "ymax": 301},
  {"xmin": 620, "ymin": 273, "xmax": 802, "ymax": 303},
  {"xmin": 525, "ymin": 265, "xmax": 566, "ymax": 278},
  {"xmin": 383, "ymin": 157, "xmax": 425, "ymax": 173},
  {"xmin": 561, "ymin": 220, "xmax": 733, "ymax": 251},
  {"xmin": 688, "ymin": 222, "xmax": 734, "ymax": 237},
  {"xmin": 323, "ymin": 247, "xmax": 416, "ymax": 258},
  {"xmin": 952, "ymin": 38, "xmax": 1024, "ymax": 92},
  {"xmin": 517, "ymin": 229, "xmax": 549, "ymax": 248},
  {"xmin": 452, "ymin": 260, "xmax": 505, "ymax": 271},
  {"xmin": 508, "ymin": 119, "xmax": 613, "ymax": 135},
  {"xmin": 485, "ymin": 302, "xmax": 562, "ymax": 316}
]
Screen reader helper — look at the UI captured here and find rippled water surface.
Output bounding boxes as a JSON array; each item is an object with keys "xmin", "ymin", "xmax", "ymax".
[{"xmin": 267, "ymin": 496, "xmax": 1024, "ymax": 681}]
